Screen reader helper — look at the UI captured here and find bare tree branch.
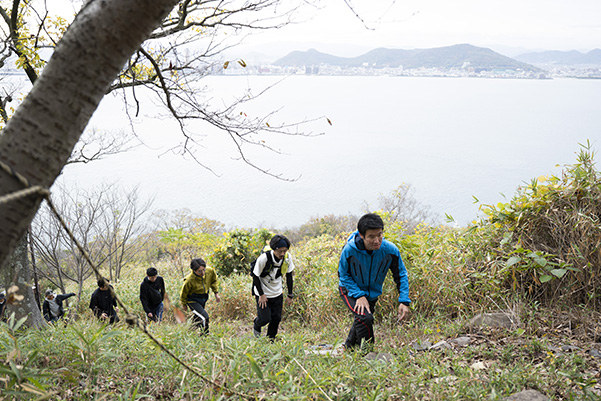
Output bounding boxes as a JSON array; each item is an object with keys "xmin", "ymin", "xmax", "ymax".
[{"xmin": 101, "ymin": 0, "xmax": 325, "ymax": 179}]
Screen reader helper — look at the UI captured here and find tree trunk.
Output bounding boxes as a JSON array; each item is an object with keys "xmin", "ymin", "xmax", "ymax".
[
  {"xmin": 0, "ymin": 235, "xmax": 45, "ymax": 328},
  {"xmin": 0, "ymin": 0, "xmax": 180, "ymax": 269},
  {"xmin": 27, "ymin": 229, "xmax": 42, "ymax": 307}
]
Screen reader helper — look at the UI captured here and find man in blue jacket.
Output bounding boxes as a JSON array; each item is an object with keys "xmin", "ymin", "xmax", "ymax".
[{"xmin": 338, "ymin": 213, "xmax": 410, "ymax": 350}]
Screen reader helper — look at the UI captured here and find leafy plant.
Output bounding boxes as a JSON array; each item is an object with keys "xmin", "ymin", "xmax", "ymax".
[
  {"xmin": 0, "ymin": 313, "xmax": 51, "ymax": 400},
  {"xmin": 209, "ymin": 228, "xmax": 272, "ymax": 276},
  {"xmin": 475, "ymin": 142, "xmax": 601, "ymax": 307}
]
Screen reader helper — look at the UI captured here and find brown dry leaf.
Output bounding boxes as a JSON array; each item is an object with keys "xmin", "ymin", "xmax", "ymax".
[
  {"xmin": 172, "ymin": 306, "xmax": 187, "ymax": 324},
  {"xmin": 164, "ymin": 293, "xmax": 187, "ymax": 324},
  {"xmin": 6, "ymin": 285, "xmax": 24, "ymax": 303}
]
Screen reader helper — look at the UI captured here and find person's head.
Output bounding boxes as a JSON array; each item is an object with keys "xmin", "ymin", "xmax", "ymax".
[
  {"xmin": 269, "ymin": 234, "xmax": 290, "ymax": 260},
  {"xmin": 97, "ymin": 277, "xmax": 109, "ymax": 290},
  {"xmin": 190, "ymin": 258, "xmax": 206, "ymax": 276},
  {"xmin": 357, "ymin": 213, "xmax": 384, "ymax": 251},
  {"xmin": 146, "ymin": 267, "xmax": 158, "ymax": 282},
  {"xmin": 45, "ymin": 289, "xmax": 55, "ymax": 301}
]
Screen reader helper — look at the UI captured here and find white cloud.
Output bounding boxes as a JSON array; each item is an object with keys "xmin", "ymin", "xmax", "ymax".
[{"xmin": 240, "ymin": 0, "xmax": 601, "ymax": 55}]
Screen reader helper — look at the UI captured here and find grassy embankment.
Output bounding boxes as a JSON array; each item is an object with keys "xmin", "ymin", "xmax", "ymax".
[{"xmin": 1, "ymin": 147, "xmax": 601, "ymax": 400}]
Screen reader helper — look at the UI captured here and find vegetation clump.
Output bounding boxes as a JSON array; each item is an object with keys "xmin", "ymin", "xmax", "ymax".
[
  {"xmin": 1, "ymin": 148, "xmax": 601, "ymax": 399},
  {"xmin": 476, "ymin": 143, "xmax": 601, "ymax": 309}
]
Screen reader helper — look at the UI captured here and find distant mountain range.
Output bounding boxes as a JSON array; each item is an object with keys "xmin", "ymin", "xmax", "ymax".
[
  {"xmin": 273, "ymin": 44, "xmax": 601, "ymax": 72},
  {"xmin": 515, "ymin": 49, "xmax": 601, "ymax": 65},
  {"xmin": 274, "ymin": 44, "xmax": 543, "ymax": 72}
]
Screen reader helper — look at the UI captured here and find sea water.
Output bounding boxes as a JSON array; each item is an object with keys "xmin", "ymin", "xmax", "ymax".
[{"xmin": 59, "ymin": 75, "xmax": 601, "ymax": 229}]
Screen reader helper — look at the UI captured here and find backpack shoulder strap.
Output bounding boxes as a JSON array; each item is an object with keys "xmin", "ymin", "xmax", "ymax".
[{"xmin": 259, "ymin": 251, "xmax": 275, "ymax": 277}]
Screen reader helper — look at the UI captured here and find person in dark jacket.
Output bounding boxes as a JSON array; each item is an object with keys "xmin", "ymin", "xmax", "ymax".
[
  {"xmin": 338, "ymin": 213, "xmax": 411, "ymax": 350},
  {"xmin": 43, "ymin": 289, "xmax": 75, "ymax": 323},
  {"xmin": 139, "ymin": 267, "xmax": 166, "ymax": 322},
  {"xmin": 89, "ymin": 278, "xmax": 119, "ymax": 324}
]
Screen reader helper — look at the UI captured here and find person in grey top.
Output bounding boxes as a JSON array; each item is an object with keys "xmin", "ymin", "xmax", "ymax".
[{"xmin": 43, "ymin": 289, "xmax": 75, "ymax": 323}]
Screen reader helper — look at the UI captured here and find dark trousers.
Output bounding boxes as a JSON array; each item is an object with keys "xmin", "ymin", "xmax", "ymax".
[
  {"xmin": 94, "ymin": 309, "xmax": 119, "ymax": 324},
  {"xmin": 188, "ymin": 294, "xmax": 209, "ymax": 333},
  {"xmin": 109, "ymin": 313, "xmax": 119, "ymax": 324},
  {"xmin": 149, "ymin": 302, "xmax": 164, "ymax": 322},
  {"xmin": 339, "ymin": 286, "xmax": 377, "ymax": 349},
  {"xmin": 254, "ymin": 294, "xmax": 283, "ymax": 339}
]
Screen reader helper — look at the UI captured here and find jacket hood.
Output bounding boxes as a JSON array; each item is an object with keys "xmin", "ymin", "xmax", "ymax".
[{"xmin": 346, "ymin": 231, "xmax": 367, "ymax": 253}]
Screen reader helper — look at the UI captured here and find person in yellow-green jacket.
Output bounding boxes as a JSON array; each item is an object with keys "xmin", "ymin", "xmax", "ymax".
[{"xmin": 180, "ymin": 258, "xmax": 221, "ymax": 334}]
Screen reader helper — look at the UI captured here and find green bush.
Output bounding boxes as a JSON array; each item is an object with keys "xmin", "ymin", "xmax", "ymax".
[
  {"xmin": 209, "ymin": 228, "xmax": 272, "ymax": 277},
  {"xmin": 475, "ymin": 144, "xmax": 601, "ymax": 308}
]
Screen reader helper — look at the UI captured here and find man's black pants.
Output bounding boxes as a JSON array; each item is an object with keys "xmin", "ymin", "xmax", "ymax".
[
  {"xmin": 339, "ymin": 286, "xmax": 377, "ymax": 349},
  {"xmin": 188, "ymin": 294, "xmax": 210, "ymax": 333},
  {"xmin": 254, "ymin": 294, "xmax": 283, "ymax": 339}
]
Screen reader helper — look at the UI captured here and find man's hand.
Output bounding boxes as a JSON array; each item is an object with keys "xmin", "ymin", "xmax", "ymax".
[
  {"xmin": 354, "ymin": 296, "xmax": 371, "ymax": 315},
  {"xmin": 148, "ymin": 312, "xmax": 153, "ymax": 318},
  {"xmin": 215, "ymin": 293, "xmax": 222, "ymax": 303},
  {"xmin": 285, "ymin": 296, "xmax": 293, "ymax": 307},
  {"xmin": 398, "ymin": 303, "xmax": 410, "ymax": 321},
  {"xmin": 258, "ymin": 294, "xmax": 267, "ymax": 309}
]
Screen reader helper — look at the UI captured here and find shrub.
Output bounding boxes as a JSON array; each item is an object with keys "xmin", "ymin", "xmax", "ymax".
[
  {"xmin": 209, "ymin": 228, "xmax": 273, "ymax": 276},
  {"xmin": 476, "ymin": 143, "xmax": 601, "ymax": 309}
]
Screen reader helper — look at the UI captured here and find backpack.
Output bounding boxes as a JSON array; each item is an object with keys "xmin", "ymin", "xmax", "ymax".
[{"xmin": 249, "ymin": 246, "xmax": 288, "ymax": 278}]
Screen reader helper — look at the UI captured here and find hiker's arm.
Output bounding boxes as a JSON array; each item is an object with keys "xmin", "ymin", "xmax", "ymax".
[
  {"xmin": 210, "ymin": 270, "xmax": 219, "ymax": 294},
  {"xmin": 179, "ymin": 279, "xmax": 189, "ymax": 309},
  {"xmin": 284, "ymin": 272, "xmax": 294, "ymax": 305},
  {"xmin": 285, "ymin": 272, "xmax": 293, "ymax": 297},
  {"xmin": 251, "ymin": 273, "xmax": 264, "ymax": 296}
]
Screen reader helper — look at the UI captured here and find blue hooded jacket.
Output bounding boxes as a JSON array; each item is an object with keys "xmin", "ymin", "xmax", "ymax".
[{"xmin": 338, "ymin": 231, "xmax": 411, "ymax": 303}]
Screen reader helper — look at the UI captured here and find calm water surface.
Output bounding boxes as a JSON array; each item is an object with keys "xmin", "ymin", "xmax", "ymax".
[{"xmin": 61, "ymin": 75, "xmax": 601, "ymax": 228}]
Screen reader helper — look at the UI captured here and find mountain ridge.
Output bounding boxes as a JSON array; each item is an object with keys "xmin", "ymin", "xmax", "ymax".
[
  {"xmin": 515, "ymin": 49, "xmax": 601, "ymax": 65},
  {"xmin": 274, "ymin": 44, "xmax": 543, "ymax": 72}
]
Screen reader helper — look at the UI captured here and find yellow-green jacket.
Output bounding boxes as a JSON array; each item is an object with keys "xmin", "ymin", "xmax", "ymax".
[{"xmin": 180, "ymin": 267, "xmax": 219, "ymax": 305}]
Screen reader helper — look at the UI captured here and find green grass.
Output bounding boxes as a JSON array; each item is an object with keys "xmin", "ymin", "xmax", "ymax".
[
  {"xmin": 8, "ymin": 146, "xmax": 601, "ymax": 399},
  {"xmin": 7, "ymin": 248, "xmax": 601, "ymax": 400},
  {"xmin": 1, "ymin": 289, "xmax": 600, "ymax": 400}
]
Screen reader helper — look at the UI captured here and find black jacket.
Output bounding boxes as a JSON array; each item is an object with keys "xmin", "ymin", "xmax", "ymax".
[
  {"xmin": 43, "ymin": 293, "xmax": 75, "ymax": 322},
  {"xmin": 139, "ymin": 276, "xmax": 165, "ymax": 314},
  {"xmin": 89, "ymin": 287, "xmax": 118, "ymax": 319}
]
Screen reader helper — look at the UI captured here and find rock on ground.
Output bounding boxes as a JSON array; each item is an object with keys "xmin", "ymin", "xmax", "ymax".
[{"xmin": 502, "ymin": 389, "xmax": 549, "ymax": 401}]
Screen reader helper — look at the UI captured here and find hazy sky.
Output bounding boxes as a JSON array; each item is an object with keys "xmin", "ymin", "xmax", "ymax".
[{"xmin": 238, "ymin": 0, "xmax": 601, "ymax": 57}]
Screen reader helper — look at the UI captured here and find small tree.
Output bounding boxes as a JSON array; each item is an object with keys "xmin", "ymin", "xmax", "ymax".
[
  {"xmin": 152, "ymin": 209, "xmax": 224, "ymax": 276},
  {"xmin": 210, "ymin": 228, "xmax": 272, "ymax": 276},
  {"xmin": 290, "ymin": 214, "xmax": 358, "ymax": 243},
  {"xmin": 368, "ymin": 183, "xmax": 438, "ymax": 234},
  {"xmin": 157, "ymin": 228, "xmax": 221, "ymax": 278},
  {"xmin": 30, "ymin": 184, "xmax": 153, "ymax": 298}
]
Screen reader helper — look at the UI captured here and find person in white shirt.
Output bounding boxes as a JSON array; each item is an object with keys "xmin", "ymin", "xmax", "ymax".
[{"xmin": 251, "ymin": 234, "xmax": 295, "ymax": 340}]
